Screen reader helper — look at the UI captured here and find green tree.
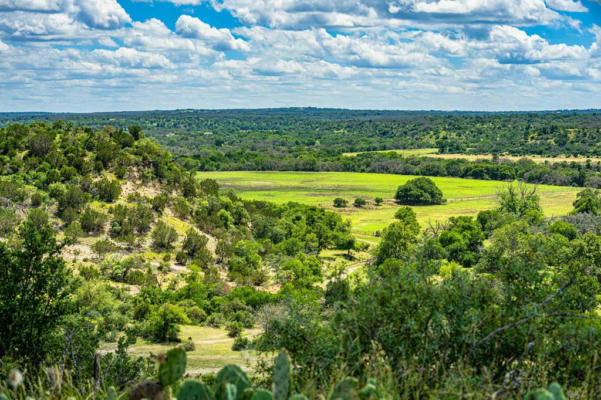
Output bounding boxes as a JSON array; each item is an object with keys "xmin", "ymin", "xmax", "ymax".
[
  {"xmin": 375, "ymin": 222, "xmax": 419, "ymax": 265},
  {"xmin": 145, "ymin": 304, "xmax": 189, "ymax": 342},
  {"xmin": 497, "ymin": 183, "xmax": 542, "ymax": 219},
  {"xmin": 353, "ymin": 198, "xmax": 366, "ymax": 208},
  {"xmin": 395, "ymin": 177, "xmax": 445, "ymax": 205},
  {"xmin": 394, "ymin": 206, "xmax": 420, "ymax": 236},
  {"xmin": 571, "ymin": 188, "xmax": 601, "ymax": 215},
  {"xmin": 0, "ymin": 221, "xmax": 73, "ymax": 367},
  {"xmin": 333, "ymin": 198, "xmax": 348, "ymax": 208},
  {"xmin": 200, "ymin": 178, "xmax": 219, "ymax": 196}
]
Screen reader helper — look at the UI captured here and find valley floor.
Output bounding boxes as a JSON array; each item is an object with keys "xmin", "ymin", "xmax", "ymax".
[{"xmin": 199, "ymin": 171, "xmax": 580, "ymax": 243}]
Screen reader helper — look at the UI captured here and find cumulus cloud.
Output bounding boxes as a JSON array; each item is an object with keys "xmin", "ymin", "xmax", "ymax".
[
  {"xmin": 76, "ymin": 0, "xmax": 131, "ymax": 29},
  {"xmin": 91, "ymin": 47, "xmax": 171, "ymax": 68},
  {"xmin": 0, "ymin": 0, "xmax": 130, "ymax": 34},
  {"xmin": 207, "ymin": 0, "xmax": 565, "ymax": 29},
  {"xmin": 175, "ymin": 15, "xmax": 249, "ymax": 51},
  {"xmin": 0, "ymin": 0, "xmax": 64, "ymax": 12},
  {"xmin": 487, "ymin": 25, "xmax": 587, "ymax": 64},
  {"xmin": 545, "ymin": 0, "xmax": 587, "ymax": 12},
  {"xmin": 0, "ymin": 0, "xmax": 600, "ymax": 111}
]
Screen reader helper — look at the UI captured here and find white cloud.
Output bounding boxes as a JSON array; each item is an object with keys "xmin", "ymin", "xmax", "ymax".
[
  {"xmin": 0, "ymin": 0, "xmax": 599, "ymax": 111},
  {"xmin": 545, "ymin": 0, "xmax": 587, "ymax": 12},
  {"xmin": 0, "ymin": 0, "xmax": 130, "ymax": 33},
  {"xmin": 175, "ymin": 15, "xmax": 249, "ymax": 51},
  {"xmin": 487, "ymin": 25, "xmax": 587, "ymax": 64},
  {"xmin": 76, "ymin": 0, "xmax": 131, "ymax": 29},
  {"xmin": 123, "ymin": 18, "xmax": 221, "ymax": 59},
  {"xmin": 0, "ymin": 11, "xmax": 81, "ymax": 39},
  {"xmin": 91, "ymin": 47, "xmax": 171, "ymax": 68},
  {"xmin": 208, "ymin": 0, "xmax": 564, "ymax": 29},
  {"xmin": 0, "ymin": 0, "xmax": 64, "ymax": 12}
]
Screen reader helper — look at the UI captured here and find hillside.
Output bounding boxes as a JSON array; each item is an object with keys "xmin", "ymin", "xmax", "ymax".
[
  {"xmin": 0, "ymin": 122, "xmax": 354, "ymax": 390},
  {"xmin": 3, "ymin": 121, "xmax": 601, "ymax": 399}
]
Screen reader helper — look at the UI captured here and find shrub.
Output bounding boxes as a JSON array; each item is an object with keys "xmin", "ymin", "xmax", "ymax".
[
  {"xmin": 333, "ymin": 198, "xmax": 348, "ymax": 208},
  {"xmin": 30, "ymin": 192, "xmax": 43, "ymax": 207},
  {"xmin": 374, "ymin": 197, "xmax": 383, "ymax": 206},
  {"xmin": 92, "ymin": 239, "xmax": 120, "ymax": 256},
  {"xmin": 175, "ymin": 251, "xmax": 188, "ymax": 265},
  {"xmin": 571, "ymin": 188, "xmax": 601, "ymax": 215},
  {"xmin": 26, "ymin": 208, "xmax": 49, "ymax": 230},
  {"xmin": 80, "ymin": 206, "xmax": 107, "ymax": 234},
  {"xmin": 395, "ymin": 177, "xmax": 445, "ymax": 205},
  {"xmin": 151, "ymin": 221, "xmax": 178, "ymax": 250},
  {"xmin": 95, "ymin": 178, "xmax": 122, "ymax": 203},
  {"xmin": 226, "ymin": 321, "xmax": 244, "ymax": 338},
  {"xmin": 353, "ymin": 198, "xmax": 366, "ymax": 208},
  {"xmin": 232, "ymin": 336, "xmax": 250, "ymax": 351}
]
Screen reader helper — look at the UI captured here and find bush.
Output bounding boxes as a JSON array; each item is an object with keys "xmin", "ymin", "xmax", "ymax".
[
  {"xmin": 80, "ymin": 206, "xmax": 107, "ymax": 234},
  {"xmin": 226, "ymin": 321, "xmax": 244, "ymax": 338},
  {"xmin": 30, "ymin": 192, "xmax": 43, "ymax": 207},
  {"xmin": 232, "ymin": 336, "xmax": 250, "ymax": 351},
  {"xmin": 151, "ymin": 221, "xmax": 178, "ymax": 250},
  {"xmin": 353, "ymin": 198, "xmax": 366, "ymax": 208},
  {"xmin": 395, "ymin": 177, "xmax": 445, "ymax": 205},
  {"xmin": 182, "ymin": 340, "xmax": 196, "ymax": 352},
  {"xmin": 333, "ymin": 197, "xmax": 348, "ymax": 208},
  {"xmin": 374, "ymin": 197, "xmax": 383, "ymax": 206},
  {"xmin": 92, "ymin": 239, "xmax": 120, "ymax": 256},
  {"xmin": 95, "ymin": 178, "xmax": 122, "ymax": 203},
  {"xmin": 176, "ymin": 251, "xmax": 188, "ymax": 265}
]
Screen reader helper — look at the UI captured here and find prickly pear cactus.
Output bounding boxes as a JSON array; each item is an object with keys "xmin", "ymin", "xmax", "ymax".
[
  {"xmin": 225, "ymin": 383, "xmax": 238, "ymax": 400},
  {"xmin": 177, "ymin": 380, "xmax": 216, "ymax": 400},
  {"xmin": 288, "ymin": 395, "xmax": 308, "ymax": 400},
  {"xmin": 214, "ymin": 365, "xmax": 250, "ymax": 400},
  {"xmin": 359, "ymin": 379, "xmax": 376, "ymax": 400},
  {"xmin": 524, "ymin": 383, "xmax": 567, "ymax": 400},
  {"xmin": 107, "ymin": 386, "xmax": 118, "ymax": 400},
  {"xmin": 250, "ymin": 389, "xmax": 274, "ymax": 400},
  {"xmin": 158, "ymin": 347, "xmax": 187, "ymax": 387},
  {"xmin": 329, "ymin": 377, "xmax": 359, "ymax": 400},
  {"xmin": 273, "ymin": 351, "xmax": 290, "ymax": 400},
  {"xmin": 547, "ymin": 383, "xmax": 567, "ymax": 400},
  {"xmin": 524, "ymin": 389, "xmax": 555, "ymax": 400}
]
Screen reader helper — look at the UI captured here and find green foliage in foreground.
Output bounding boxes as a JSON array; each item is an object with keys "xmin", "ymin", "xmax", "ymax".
[{"xmin": 132, "ymin": 349, "xmax": 376, "ymax": 400}]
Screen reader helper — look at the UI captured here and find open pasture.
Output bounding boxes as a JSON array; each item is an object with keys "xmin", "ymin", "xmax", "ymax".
[
  {"xmin": 124, "ymin": 326, "xmax": 260, "ymax": 375},
  {"xmin": 343, "ymin": 148, "xmax": 601, "ymax": 164},
  {"xmin": 199, "ymin": 171, "xmax": 580, "ymax": 239}
]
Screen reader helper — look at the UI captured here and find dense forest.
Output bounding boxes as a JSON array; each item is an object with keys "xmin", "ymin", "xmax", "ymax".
[
  {"xmin": 5, "ymin": 109, "xmax": 601, "ymax": 188},
  {"xmin": 3, "ymin": 117, "xmax": 601, "ymax": 398}
]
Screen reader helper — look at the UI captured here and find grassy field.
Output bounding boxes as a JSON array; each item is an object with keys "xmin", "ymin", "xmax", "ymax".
[
  {"xmin": 343, "ymin": 148, "xmax": 601, "ymax": 164},
  {"xmin": 199, "ymin": 171, "xmax": 580, "ymax": 240},
  {"xmin": 124, "ymin": 326, "xmax": 260, "ymax": 375}
]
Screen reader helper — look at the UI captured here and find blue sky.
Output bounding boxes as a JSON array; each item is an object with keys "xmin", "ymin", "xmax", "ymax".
[{"xmin": 1, "ymin": 0, "xmax": 601, "ymax": 112}]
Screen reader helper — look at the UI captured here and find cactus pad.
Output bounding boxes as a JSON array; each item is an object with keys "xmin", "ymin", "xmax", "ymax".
[
  {"xmin": 177, "ymin": 380, "xmax": 215, "ymax": 400},
  {"xmin": 273, "ymin": 351, "xmax": 291, "ymax": 400},
  {"xmin": 250, "ymin": 389, "xmax": 274, "ymax": 400},
  {"xmin": 158, "ymin": 347, "xmax": 187, "ymax": 387},
  {"xmin": 215, "ymin": 365, "xmax": 250, "ymax": 400}
]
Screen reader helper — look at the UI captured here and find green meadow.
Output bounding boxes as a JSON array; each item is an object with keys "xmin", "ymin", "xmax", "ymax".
[
  {"xmin": 343, "ymin": 148, "xmax": 601, "ymax": 164},
  {"xmin": 199, "ymin": 171, "xmax": 580, "ymax": 241}
]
